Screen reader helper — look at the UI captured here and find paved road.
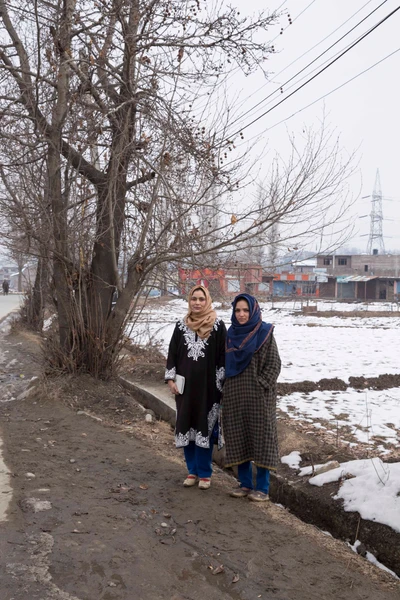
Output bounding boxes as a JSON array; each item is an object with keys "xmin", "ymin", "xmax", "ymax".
[
  {"xmin": 0, "ymin": 294, "xmax": 23, "ymax": 522},
  {"xmin": 0, "ymin": 294, "xmax": 23, "ymax": 320}
]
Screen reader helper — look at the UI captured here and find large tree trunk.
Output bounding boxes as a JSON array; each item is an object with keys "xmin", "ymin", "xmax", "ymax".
[
  {"xmin": 27, "ymin": 255, "xmax": 49, "ymax": 331},
  {"xmin": 48, "ymin": 141, "xmax": 72, "ymax": 352},
  {"xmin": 16, "ymin": 254, "xmax": 24, "ymax": 292}
]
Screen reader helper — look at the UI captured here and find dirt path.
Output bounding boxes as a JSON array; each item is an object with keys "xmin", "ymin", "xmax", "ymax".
[{"xmin": 1, "ymin": 393, "xmax": 400, "ymax": 600}]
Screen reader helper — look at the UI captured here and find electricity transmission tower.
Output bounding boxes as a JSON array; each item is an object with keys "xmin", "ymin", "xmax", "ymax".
[{"xmin": 367, "ymin": 169, "xmax": 385, "ymax": 254}]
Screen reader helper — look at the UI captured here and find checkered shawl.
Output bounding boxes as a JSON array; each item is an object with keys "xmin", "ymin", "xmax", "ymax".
[{"xmin": 222, "ymin": 333, "xmax": 281, "ymax": 470}]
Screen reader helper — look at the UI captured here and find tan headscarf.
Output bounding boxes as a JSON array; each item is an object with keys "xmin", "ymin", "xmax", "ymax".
[{"xmin": 185, "ymin": 285, "xmax": 217, "ymax": 340}]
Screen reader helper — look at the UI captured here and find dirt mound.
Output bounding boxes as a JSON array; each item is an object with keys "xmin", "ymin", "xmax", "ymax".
[
  {"xmin": 278, "ymin": 377, "xmax": 348, "ymax": 396},
  {"xmin": 349, "ymin": 373, "xmax": 400, "ymax": 390},
  {"xmin": 317, "ymin": 377, "xmax": 348, "ymax": 391},
  {"xmin": 278, "ymin": 380, "xmax": 318, "ymax": 395},
  {"xmin": 300, "ymin": 310, "xmax": 400, "ymax": 318}
]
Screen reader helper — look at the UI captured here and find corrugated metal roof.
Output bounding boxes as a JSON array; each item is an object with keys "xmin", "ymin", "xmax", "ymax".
[{"xmin": 336, "ymin": 275, "xmax": 377, "ymax": 283}]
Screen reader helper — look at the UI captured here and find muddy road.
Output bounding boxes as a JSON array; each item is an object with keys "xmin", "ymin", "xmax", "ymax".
[{"xmin": 0, "ymin": 400, "xmax": 399, "ymax": 598}]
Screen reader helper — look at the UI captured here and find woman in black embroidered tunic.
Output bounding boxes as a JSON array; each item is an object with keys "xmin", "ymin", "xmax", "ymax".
[{"xmin": 165, "ymin": 285, "xmax": 226, "ymax": 489}]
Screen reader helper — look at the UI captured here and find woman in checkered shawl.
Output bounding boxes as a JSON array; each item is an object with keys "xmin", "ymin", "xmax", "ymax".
[{"xmin": 223, "ymin": 293, "xmax": 281, "ymax": 502}]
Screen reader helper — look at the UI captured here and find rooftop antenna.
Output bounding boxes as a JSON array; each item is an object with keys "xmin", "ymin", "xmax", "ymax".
[{"xmin": 367, "ymin": 169, "xmax": 385, "ymax": 255}]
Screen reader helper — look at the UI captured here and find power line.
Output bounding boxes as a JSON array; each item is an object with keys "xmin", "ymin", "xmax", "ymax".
[
  {"xmin": 170, "ymin": 1, "xmax": 319, "ymax": 119},
  {"xmin": 229, "ymin": 0, "xmax": 388, "ymax": 130},
  {"xmin": 232, "ymin": 45, "xmax": 400, "ymax": 149},
  {"xmin": 236, "ymin": 28, "xmax": 377, "ymax": 122},
  {"xmin": 268, "ymin": 0, "xmax": 376, "ymax": 83},
  {"xmin": 224, "ymin": 4, "xmax": 400, "ymax": 141}
]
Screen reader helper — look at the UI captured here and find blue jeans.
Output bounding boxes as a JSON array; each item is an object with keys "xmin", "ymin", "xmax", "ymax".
[
  {"xmin": 183, "ymin": 441, "xmax": 213, "ymax": 478},
  {"xmin": 237, "ymin": 461, "xmax": 270, "ymax": 494}
]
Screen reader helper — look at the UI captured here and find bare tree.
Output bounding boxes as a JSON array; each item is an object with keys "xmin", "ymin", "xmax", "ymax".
[{"xmin": 0, "ymin": 0, "xmax": 354, "ymax": 377}]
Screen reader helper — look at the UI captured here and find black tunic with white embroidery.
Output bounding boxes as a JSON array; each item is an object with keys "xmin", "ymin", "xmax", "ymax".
[{"xmin": 165, "ymin": 318, "xmax": 226, "ymax": 449}]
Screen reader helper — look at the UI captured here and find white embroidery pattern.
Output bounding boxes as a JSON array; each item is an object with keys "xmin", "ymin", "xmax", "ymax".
[
  {"xmin": 177, "ymin": 320, "xmax": 209, "ymax": 361},
  {"xmin": 207, "ymin": 402, "xmax": 220, "ymax": 434},
  {"xmin": 175, "ymin": 403, "xmax": 221, "ymax": 448},
  {"xmin": 217, "ymin": 417, "xmax": 225, "ymax": 450},
  {"xmin": 175, "ymin": 429, "xmax": 210, "ymax": 448},
  {"xmin": 165, "ymin": 367, "xmax": 176, "ymax": 380},
  {"xmin": 215, "ymin": 367, "xmax": 225, "ymax": 392}
]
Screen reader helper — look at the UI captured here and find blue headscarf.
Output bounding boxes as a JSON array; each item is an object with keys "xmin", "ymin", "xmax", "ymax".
[{"xmin": 225, "ymin": 294, "xmax": 273, "ymax": 378}]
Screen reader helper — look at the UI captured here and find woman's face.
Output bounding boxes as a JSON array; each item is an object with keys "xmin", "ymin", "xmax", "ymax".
[
  {"xmin": 190, "ymin": 289, "xmax": 207, "ymax": 313},
  {"xmin": 235, "ymin": 299, "xmax": 250, "ymax": 324}
]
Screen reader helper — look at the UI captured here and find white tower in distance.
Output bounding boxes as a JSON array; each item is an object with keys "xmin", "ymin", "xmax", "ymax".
[{"xmin": 367, "ymin": 169, "xmax": 385, "ymax": 255}]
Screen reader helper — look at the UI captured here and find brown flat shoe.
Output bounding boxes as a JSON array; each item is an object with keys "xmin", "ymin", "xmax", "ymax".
[
  {"xmin": 230, "ymin": 487, "xmax": 251, "ymax": 498},
  {"xmin": 248, "ymin": 491, "xmax": 269, "ymax": 502},
  {"xmin": 183, "ymin": 475, "xmax": 198, "ymax": 487}
]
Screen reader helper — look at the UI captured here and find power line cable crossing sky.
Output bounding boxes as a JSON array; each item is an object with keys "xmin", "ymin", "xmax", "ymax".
[
  {"xmin": 224, "ymin": 3, "xmax": 400, "ymax": 141},
  {"xmin": 228, "ymin": 0, "xmax": 389, "ymax": 130}
]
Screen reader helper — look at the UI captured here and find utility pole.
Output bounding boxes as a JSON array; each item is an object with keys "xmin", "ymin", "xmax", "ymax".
[{"xmin": 367, "ymin": 169, "xmax": 385, "ymax": 255}]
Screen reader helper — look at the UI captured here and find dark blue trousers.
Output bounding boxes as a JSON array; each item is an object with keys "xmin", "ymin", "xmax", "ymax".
[
  {"xmin": 183, "ymin": 441, "xmax": 213, "ymax": 478},
  {"xmin": 237, "ymin": 461, "xmax": 270, "ymax": 494}
]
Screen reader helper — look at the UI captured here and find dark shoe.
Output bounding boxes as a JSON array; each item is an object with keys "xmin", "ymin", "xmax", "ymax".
[
  {"xmin": 183, "ymin": 475, "xmax": 198, "ymax": 487},
  {"xmin": 248, "ymin": 491, "xmax": 269, "ymax": 502},
  {"xmin": 230, "ymin": 486, "xmax": 251, "ymax": 498}
]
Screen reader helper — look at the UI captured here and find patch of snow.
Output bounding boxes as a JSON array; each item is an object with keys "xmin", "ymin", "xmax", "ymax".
[
  {"xmin": 305, "ymin": 458, "xmax": 400, "ymax": 534},
  {"xmin": 279, "ymin": 388, "xmax": 400, "ymax": 451},
  {"xmin": 349, "ymin": 540, "xmax": 399, "ymax": 580},
  {"xmin": 24, "ymin": 498, "xmax": 52, "ymax": 513},
  {"xmin": 281, "ymin": 451, "xmax": 302, "ymax": 469}
]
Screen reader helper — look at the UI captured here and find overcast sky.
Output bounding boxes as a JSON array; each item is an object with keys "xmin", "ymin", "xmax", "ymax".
[{"xmin": 228, "ymin": 0, "xmax": 400, "ymax": 252}]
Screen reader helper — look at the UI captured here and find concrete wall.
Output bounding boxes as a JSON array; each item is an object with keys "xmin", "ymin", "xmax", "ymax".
[
  {"xmin": 319, "ymin": 279, "xmax": 336, "ymax": 298},
  {"xmin": 317, "ymin": 254, "xmax": 400, "ymax": 277}
]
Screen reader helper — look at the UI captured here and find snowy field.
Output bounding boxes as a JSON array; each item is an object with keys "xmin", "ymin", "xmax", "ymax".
[
  {"xmin": 131, "ymin": 298, "xmax": 400, "ymax": 382},
  {"xmin": 279, "ymin": 388, "xmax": 400, "ymax": 454}
]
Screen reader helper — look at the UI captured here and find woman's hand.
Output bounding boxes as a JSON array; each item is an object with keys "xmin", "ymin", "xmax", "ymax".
[{"xmin": 168, "ymin": 380, "xmax": 180, "ymax": 395}]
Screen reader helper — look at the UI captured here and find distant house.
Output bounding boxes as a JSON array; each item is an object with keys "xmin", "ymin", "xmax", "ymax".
[
  {"xmin": 175, "ymin": 255, "xmax": 400, "ymax": 301},
  {"xmin": 178, "ymin": 264, "xmax": 272, "ymax": 298},
  {"xmin": 319, "ymin": 275, "xmax": 400, "ymax": 301},
  {"xmin": 316, "ymin": 252, "xmax": 400, "ymax": 300},
  {"xmin": 272, "ymin": 273, "xmax": 319, "ymax": 297},
  {"xmin": 316, "ymin": 252, "xmax": 400, "ymax": 277},
  {"xmin": 291, "ymin": 258, "xmax": 317, "ymax": 274}
]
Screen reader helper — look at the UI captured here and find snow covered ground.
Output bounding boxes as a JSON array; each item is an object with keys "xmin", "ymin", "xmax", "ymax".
[
  {"xmin": 131, "ymin": 299, "xmax": 400, "ymax": 382},
  {"xmin": 279, "ymin": 388, "xmax": 400, "ymax": 453}
]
